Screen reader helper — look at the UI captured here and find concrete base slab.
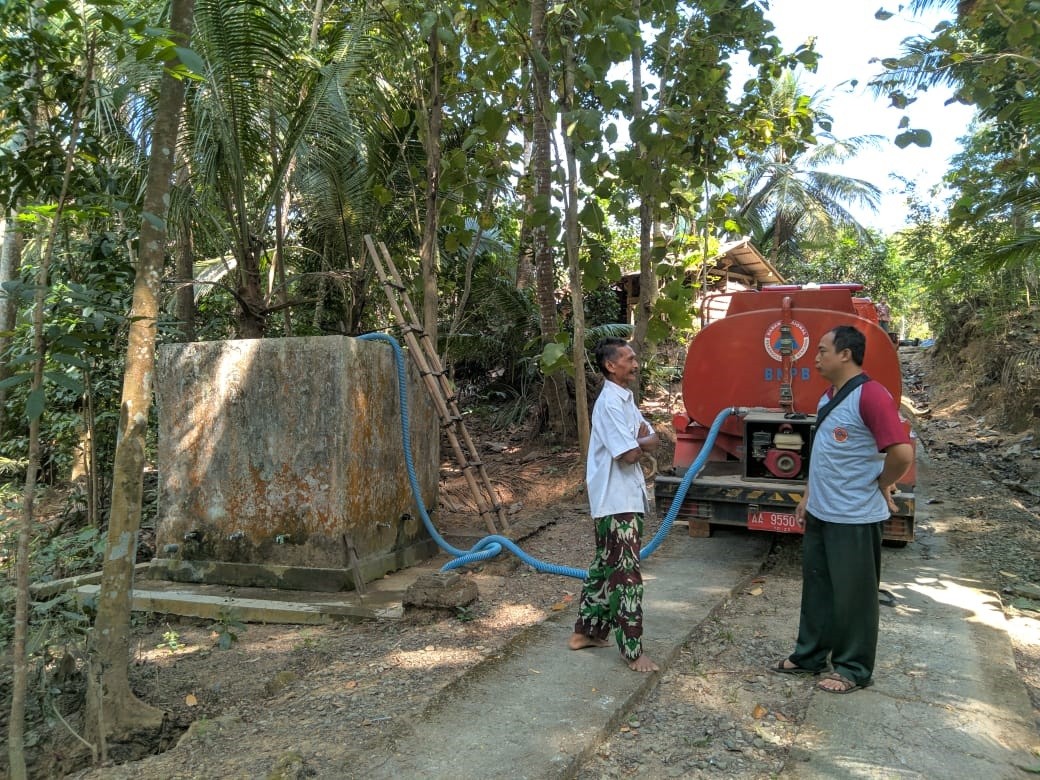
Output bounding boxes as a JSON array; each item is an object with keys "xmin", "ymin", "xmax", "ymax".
[
  {"xmin": 150, "ymin": 536, "xmax": 440, "ymax": 590},
  {"xmin": 30, "ymin": 562, "xmax": 154, "ymax": 599},
  {"xmin": 73, "ymin": 560, "xmax": 446, "ymax": 624}
]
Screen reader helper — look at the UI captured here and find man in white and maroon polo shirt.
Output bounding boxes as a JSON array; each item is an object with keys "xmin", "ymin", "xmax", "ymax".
[{"xmin": 773, "ymin": 325, "xmax": 913, "ymax": 693}]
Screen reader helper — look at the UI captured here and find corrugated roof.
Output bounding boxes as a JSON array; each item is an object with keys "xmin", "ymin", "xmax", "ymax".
[
  {"xmin": 712, "ymin": 237, "xmax": 786, "ymax": 286},
  {"xmin": 619, "ymin": 237, "xmax": 785, "ymax": 288}
]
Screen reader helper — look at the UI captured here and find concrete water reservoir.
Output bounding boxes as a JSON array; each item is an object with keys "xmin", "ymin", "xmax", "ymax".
[{"xmin": 153, "ymin": 335, "xmax": 439, "ymax": 588}]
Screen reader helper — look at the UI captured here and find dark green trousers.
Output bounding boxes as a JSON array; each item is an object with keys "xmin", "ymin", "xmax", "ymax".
[{"xmin": 790, "ymin": 512, "xmax": 883, "ymax": 685}]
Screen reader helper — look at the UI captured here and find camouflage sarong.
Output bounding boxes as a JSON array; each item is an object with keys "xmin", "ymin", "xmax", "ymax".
[{"xmin": 573, "ymin": 511, "xmax": 644, "ymax": 661}]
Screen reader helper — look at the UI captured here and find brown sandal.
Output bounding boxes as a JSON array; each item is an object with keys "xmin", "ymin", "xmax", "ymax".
[
  {"xmin": 770, "ymin": 658, "xmax": 822, "ymax": 676},
  {"xmin": 816, "ymin": 672, "xmax": 873, "ymax": 694}
]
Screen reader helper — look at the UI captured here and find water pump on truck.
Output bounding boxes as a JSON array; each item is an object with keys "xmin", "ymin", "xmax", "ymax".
[{"xmin": 655, "ymin": 283, "xmax": 916, "ymax": 546}]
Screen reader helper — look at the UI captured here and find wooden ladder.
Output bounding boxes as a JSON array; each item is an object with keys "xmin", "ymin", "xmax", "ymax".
[{"xmin": 363, "ymin": 235, "xmax": 509, "ymax": 536}]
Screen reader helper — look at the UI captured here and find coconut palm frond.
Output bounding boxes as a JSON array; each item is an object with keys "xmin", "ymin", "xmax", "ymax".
[
  {"xmin": 584, "ymin": 323, "xmax": 633, "ymax": 349},
  {"xmin": 870, "ymin": 37, "xmax": 962, "ymax": 97},
  {"xmin": 802, "ymin": 135, "xmax": 885, "ymax": 167},
  {"xmin": 981, "ymin": 232, "xmax": 1040, "ymax": 273}
]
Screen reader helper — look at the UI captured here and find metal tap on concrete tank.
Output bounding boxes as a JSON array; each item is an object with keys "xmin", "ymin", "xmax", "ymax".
[{"xmin": 655, "ymin": 283, "xmax": 917, "ymax": 546}]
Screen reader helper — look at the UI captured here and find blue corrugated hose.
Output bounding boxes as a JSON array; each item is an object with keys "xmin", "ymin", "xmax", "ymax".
[{"xmin": 360, "ymin": 332, "xmax": 734, "ymax": 579}]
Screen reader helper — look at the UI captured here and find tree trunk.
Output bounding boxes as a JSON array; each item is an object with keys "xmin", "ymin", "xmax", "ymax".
[
  {"xmin": 9, "ymin": 238, "xmax": 46, "ymax": 780},
  {"xmin": 531, "ymin": 0, "xmax": 574, "ymax": 440},
  {"xmin": 67, "ymin": 365, "xmax": 100, "ymax": 526},
  {"xmin": 448, "ymin": 190, "xmax": 492, "ymax": 342},
  {"xmin": 0, "ymin": 216, "xmax": 22, "ymax": 445},
  {"xmin": 516, "ymin": 59, "xmax": 536, "ymax": 292},
  {"xmin": 85, "ymin": 0, "xmax": 194, "ymax": 751},
  {"xmin": 235, "ymin": 240, "xmax": 267, "ymax": 338},
  {"xmin": 272, "ymin": 187, "xmax": 293, "ymax": 335},
  {"xmin": 175, "ymin": 218, "xmax": 196, "ymax": 342},
  {"xmin": 420, "ymin": 23, "xmax": 443, "ymax": 353},
  {"xmin": 629, "ymin": 4, "xmax": 656, "ymax": 401},
  {"xmin": 561, "ymin": 34, "xmax": 589, "ymax": 454},
  {"xmin": 10, "ymin": 13, "xmax": 67, "ymax": 773}
]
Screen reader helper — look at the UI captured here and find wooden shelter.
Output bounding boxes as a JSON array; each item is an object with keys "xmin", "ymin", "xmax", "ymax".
[{"xmin": 618, "ymin": 237, "xmax": 785, "ymax": 327}]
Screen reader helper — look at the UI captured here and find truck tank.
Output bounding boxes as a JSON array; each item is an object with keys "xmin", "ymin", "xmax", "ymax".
[{"xmin": 655, "ymin": 284, "xmax": 916, "ymax": 545}]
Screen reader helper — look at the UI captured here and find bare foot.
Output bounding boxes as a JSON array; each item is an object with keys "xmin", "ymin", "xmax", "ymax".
[
  {"xmin": 627, "ymin": 654, "xmax": 659, "ymax": 672},
  {"xmin": 568, "ymin": 632, "xmax": 611, "ymax": 650}
]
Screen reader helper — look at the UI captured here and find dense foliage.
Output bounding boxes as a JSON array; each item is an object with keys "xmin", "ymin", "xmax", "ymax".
[
  {"xmin": 2, "ymin": 0, "xmax": 1040, "ymax": 769},
  {"xmin": 872, "ymin": 0, "xmax": 1040, "ymax": 338}
]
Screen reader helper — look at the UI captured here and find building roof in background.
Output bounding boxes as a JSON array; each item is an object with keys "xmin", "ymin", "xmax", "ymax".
[
  {"xmin": 711, "ymin": 238, "xmax": 786, "ymax": 286},
  {"xmin": 619, "ymin": 237, "xmax": 785, "ymax": 289}
]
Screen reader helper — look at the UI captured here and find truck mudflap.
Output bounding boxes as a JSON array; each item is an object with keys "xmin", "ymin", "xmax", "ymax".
[{"xmin": 654, "ymin": 473, "xmax": 915, "ymax": 545}]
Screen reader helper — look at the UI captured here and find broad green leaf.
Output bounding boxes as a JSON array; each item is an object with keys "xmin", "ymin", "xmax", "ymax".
[
  {"xmin": 174, "ymin": 46, "xmax": 206, "ymax": 76},
  {"xmin": 539, "ymin": 342, "xmax": 572, "ymax": 376},
  {"xmin": 578, "ymin": 201, "xmax": 605, "ymax": 233},
  {"xmin": 0, "ymin": 373, "xmax": 31, "ymax": 391},
  {"xmin": 420, "ymin": 12, "xmax": 437, "ymax": 38},
  {"xmin": 44, "ymin": 0, "xmax": 72, "ymax": 14},
  {"xmin": 373, "ymin": 184, "xmax": 393, "ymax": 206},
  {"xmin": 26, "ymin": 387, "xmax": 45, "ymax": 422},
  {"xmin": 1007, "ymin": 19, "xmax": 1035, "ymax": 47},
  {"xmin": 44, "ymin": 370, "xmax": 83, "ymax": 393},
  {"xmin": 894, "ymin": 129, "xmax": 931, "ymax": 149},
  {"xmin": 142, "ymin": 211, "xmax": 165, "ymax": 231}
]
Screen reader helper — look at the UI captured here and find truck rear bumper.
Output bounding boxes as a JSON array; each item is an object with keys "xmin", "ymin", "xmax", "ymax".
[{"xmin": 654, "ymin": 472, "xmax": 915, "ymax": 544}]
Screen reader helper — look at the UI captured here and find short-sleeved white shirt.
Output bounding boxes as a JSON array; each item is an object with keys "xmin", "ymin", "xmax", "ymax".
[{"xmin": 586, "ymin": 380, "xmax": 650, "ymax": 518}]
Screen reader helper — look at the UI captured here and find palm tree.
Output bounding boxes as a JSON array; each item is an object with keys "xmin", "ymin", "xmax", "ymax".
[
  {"xmin": 870, "ymin": 0, "xmax": 1040, "ymax": 273},
  {"xmin": 180, "ymin": 0, "xmax": 379, "ymax": 338},
  {"xmin": 730, "ymin": 72, "xmax": 882, "ymax": 267}
]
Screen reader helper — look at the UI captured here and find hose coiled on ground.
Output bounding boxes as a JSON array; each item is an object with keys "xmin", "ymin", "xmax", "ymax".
[{"xmin": 361, "ymin": 332, "xmax": 734, "ymax": 579}]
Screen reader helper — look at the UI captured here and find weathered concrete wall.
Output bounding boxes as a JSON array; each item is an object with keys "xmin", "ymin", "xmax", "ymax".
[{"xmin": 154, "ymin": 336, "xmax": 439, "ymax": 573}]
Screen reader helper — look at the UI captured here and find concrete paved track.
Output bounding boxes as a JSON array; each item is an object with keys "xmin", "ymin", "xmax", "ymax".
[{"xmin": 366, "ymin": 447, "xmax": 1038, "ymax": 779}]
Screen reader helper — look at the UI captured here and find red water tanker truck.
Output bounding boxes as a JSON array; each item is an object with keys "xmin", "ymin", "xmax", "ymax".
[{"xmin": 654, "ymin": 283, "xmax": 916, "ymax": 546}]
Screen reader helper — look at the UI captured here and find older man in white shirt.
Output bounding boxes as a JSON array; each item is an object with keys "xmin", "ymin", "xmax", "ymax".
[{"xmin": 568, "ymin": 338, "xmax": 660, "ymax": 672}]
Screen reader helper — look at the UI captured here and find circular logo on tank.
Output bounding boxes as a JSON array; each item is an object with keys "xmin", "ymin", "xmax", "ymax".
[{"xmin": 763, "ymin": 320, "xmax": 810, "ymax": 362}]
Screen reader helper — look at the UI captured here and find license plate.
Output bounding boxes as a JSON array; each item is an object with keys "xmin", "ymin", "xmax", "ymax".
[{"xmin": 747, "ymin": 509, "xmax": 804, "ymax": 534}]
